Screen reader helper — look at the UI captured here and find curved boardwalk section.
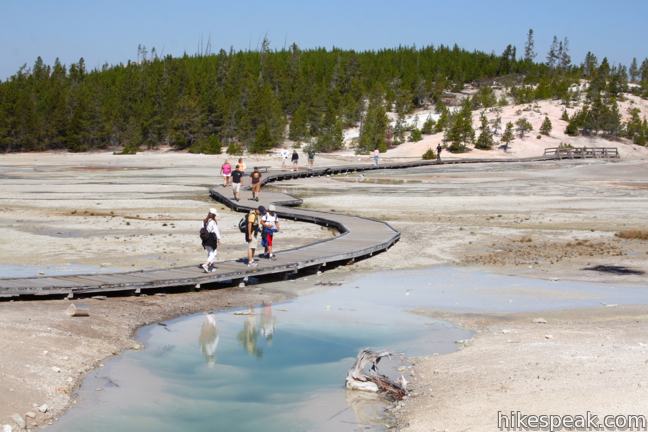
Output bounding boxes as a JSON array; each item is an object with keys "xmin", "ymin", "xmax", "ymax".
[{"xmin": 0, "ymin": 153, "xmax": 609, "ymax": 299}]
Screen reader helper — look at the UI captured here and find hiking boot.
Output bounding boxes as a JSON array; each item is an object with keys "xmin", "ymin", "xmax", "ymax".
[{"xmin": 247, "ymin": 261, "xmax": 258, "ymax": 267}]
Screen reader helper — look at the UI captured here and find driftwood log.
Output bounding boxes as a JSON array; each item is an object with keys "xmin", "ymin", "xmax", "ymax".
[
  {"xmin": 65, "ymin": 303, "xmax": 89, "ymax": 317},
  {"xmin": 345, "ymin": 349, "xmax": 407, "ymax": 400}
]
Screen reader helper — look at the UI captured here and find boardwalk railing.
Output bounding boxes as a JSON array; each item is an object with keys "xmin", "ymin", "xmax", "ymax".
[{"xmin": 543, "ymin": 146, "xmax": 619, "ymax": 159}]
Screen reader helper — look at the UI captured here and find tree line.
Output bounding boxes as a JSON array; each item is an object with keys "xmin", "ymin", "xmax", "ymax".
[{"xmin": 0, "ymin": 34, "xmax": 647, "ymax": 154}]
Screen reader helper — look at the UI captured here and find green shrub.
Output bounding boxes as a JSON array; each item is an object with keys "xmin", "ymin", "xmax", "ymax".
[
  {"xmin": 409, "ymin": 128, "xmax": 423, "ymax": 142},
  {"xmin": 422, "ymin": 148, "xmax": 436, "ymax": 160},
  {"xmin": 421, "ymin": 118, "xmax": 436, "ymax": 134},
  {"xmin": 116, "ymin": 142, "xmax": 138, "ymax": 155},
  {"xmin": 226, "ymin": 141, "xmax": 244, "ymax": 155},
  {"xmin": 189, "ymin": 135, "xmax": 222, "ymax": 154}
]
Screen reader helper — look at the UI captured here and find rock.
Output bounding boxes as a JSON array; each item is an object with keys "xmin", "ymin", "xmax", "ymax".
[
  {"xmin": 544, "ymin": 334, "xmax": 554, "ymax": 340},
  {"xmin": 51, "ymin": 366, "xmax": 61, "ymax": 373},
  {"xmin": 2, "ymin": 424, "xmax": 13, "ymax": 432},
  {"xmin": 24, "ymin": 412, "xmax": 36, "ymax": 419},
  {"xmin": 501, "ymin": 329, "xmax": 512, "ymax": 334},
  {"xmin": 533, "ymin": 318, "xmax": 548, "ymax": 324},
  {"xmin": 92, "ymin": 296, "xmax": 107, "ymax": 300},
  {"xmin": 37, "ymin": 404, "xmax": 48, "ymax": 413},
  {"xmin": 10, "ymin": 414, "xmax": 24, "ymax": 429}
]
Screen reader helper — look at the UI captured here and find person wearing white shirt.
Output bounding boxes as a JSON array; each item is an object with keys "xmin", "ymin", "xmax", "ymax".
[
  {"xmin": 261, "ymin": 204, "xmax": 280, "ymax": 259},
  {"xmin": 201, "ymin": 208, "xmax": 222, "ymax": 272}
]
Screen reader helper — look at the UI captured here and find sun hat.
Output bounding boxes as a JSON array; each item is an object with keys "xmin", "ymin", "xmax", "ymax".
[
  {"xmin": 209, "ymin": 208, "xmax": 218, "ymax": 216},
  {"xmin": 268, "ymin": 204, "xmax": 276, "ymax": 212}
]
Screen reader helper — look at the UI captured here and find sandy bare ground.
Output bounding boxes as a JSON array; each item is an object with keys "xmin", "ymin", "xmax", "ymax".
[
  {"xmin": 1, "ymin": 152, "xmax": 648, "ymax": 430},
  {"xmin": 0, "ymin": 152, "xmax": 336, "ymax": 272},
  {"xmin": 396, "ymin": 306, "xmax": 648, "ymax": 432},
  {"xmin": 286, "ymin": 159, "xmax": 648, "ymax": 283}
]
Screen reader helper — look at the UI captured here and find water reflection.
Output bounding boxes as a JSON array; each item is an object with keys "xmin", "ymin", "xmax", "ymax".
[
  {"xmin": 260, "ymin": 302, "xmax": 277, "ymax": 343},
  {"xmin": 198, "ymin": 313, "xmax": 219, "ymax": 366},
  {"xmin": 236, "ymin": 302, "xmax": 277, "ymax": 359}
]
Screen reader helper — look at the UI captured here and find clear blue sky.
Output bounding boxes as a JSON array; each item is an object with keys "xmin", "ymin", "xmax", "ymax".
[{"xmin": 1, "ymin": 0, "xmax": 646, "ymax": 79}]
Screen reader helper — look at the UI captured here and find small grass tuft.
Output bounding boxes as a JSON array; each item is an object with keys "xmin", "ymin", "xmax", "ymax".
[{"xmin": 615, "ymin": 230, "xmax": 648, "ymax": 240}]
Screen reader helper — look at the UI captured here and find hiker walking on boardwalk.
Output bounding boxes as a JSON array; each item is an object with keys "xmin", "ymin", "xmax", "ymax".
[
  {"xmin": 291, "ymin": 149, "xmax": 299, "ymax": 171},
  {"xmin": 372, "ymin": 148, "xmax": 380, "ymax": 166},
  {"xmin": 306, "ymin": 146, "xmax": 315, "ymax": 169},
  {"xmin": 246, "ymin": 206, "xmax": 263, "ymax": 267},
  {"xmin": 261, "ymin": 204, "xmax": 280, "ymax": 259},
  {"xmin": 436, "ymin": 143, "xmax": 442, "ymax": 162},
  {"xmin": 280, "ymin": 148, "xmax": 290, "ymax": 170},
  {"xmin": 237, "ymin": 157, "xmax": 247, "ymax": 175},
  {"xmin": 250, "ymin": 167, "xmax": 262, "ymax": 201},
  {"xmin": 201, "ymin": 208, "xmax": 221, "ymax": 273},
  {"xmin": 220, "ymin": 160, "xmax": 232, "ymax": 186},
  {"xmin": 231, "ymin": 164, "xmax": 243, "ymax": 201}
]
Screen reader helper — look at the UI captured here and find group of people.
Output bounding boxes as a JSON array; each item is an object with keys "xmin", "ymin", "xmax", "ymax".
[
  {"xmin": 281, "ymin": 148, "xmax": 315, "ymax": 170},
  {"xmin": 200, "ymin": 204, "xmax": 280, "ymax": 273},
  {"xmin": 219, "ymin": 158, "xmax": 263, "ymax": 202}
]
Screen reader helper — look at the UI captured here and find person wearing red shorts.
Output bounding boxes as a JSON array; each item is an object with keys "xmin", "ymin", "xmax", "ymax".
[{"xmin": 261, "ymin": 204, "xmax": 280, "ymax": 259}]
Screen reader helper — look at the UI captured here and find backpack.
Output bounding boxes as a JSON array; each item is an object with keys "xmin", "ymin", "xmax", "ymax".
[
  {"xmin": 200, "ymin": 223, "xmax": 210, "ymax": 242},
  {"xmin": 238, "ymin": 216, "xmax": 248, "ymax": 233},
  {"xmin": 239, "ymin": 214, "xmax": 260, "ymax": 234}
]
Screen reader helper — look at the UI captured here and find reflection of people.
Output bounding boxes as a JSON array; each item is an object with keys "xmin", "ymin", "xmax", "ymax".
[
  {"xmin": 259, "ymin": 301, "xmax": 276, "ymax": 343},
  {"xmin": 237, "ymin": 308, "xmax": 262, "ymax": 358},
  {"xmin": 198, "ymin": 313, "xmax": 220, "ymax": 366}
]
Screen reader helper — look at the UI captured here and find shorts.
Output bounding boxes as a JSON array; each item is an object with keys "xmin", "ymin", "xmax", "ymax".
[
  {"xmin": 247, "ymin": 235, "xmax": 259, "ymax": 250},
  {"xmin": 223, "ymin": 174, "xmax": 231, "ymax": 178},
  {"xmin": 262, "ymin": 232, "xmax": 274, "ymax": 248},
  {"xmin": 232, "ymin": 183, "xmax": 241, "ymax": 193}
]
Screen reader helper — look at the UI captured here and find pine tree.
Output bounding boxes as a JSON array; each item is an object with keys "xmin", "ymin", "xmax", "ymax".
[
  {"xmin": 445, "ymin": 99, "xmax": 474, "ymax": 152},
  {"xmin": 169, "ymin": 94, "xmax": 203, "ymax": 149},
  {"xmin": 546, "ymin": 36, "xmax": 560, "ymax": 68},
  {"xmin": 540, "ymin": 116, "xmax": 552, "ymax": 135},
  {"xmin": 421, "ymin": 116, "xmax": 435, "ymax": 134},
  {"xmin": 559, "ymin": 37, "xmax": 571, "ymax": 69},
  {"xmin": 524, "ymin": 29, "xmax": 536, "ymax": 62},
  {"xmin": 491, "ymin": 114, "xmax": 502, "ymax": 136},
  {"xmin": 250, "ymin": 123, "xmax": 273, "ymax": 153},
  {"xmin": 501, "ymin": 122, "xmax": 514, "ymax": 151},
  {"xmin": 409, "ymin": 128, "xmax": 423, "ymax": 142},
  {"xmin": 561, "ymin": 109, "xmax": 570, "ymax": 122},
  {"xmin": 602, "ymin": 98, "xmax": 622, "ymax": 136},
  {"xmin": 475, "ymin": 113, "xmax": 494, "ymax": 149},
  {"xmin": 358, "ymin": 96, "xmax": 388, "ymax": 153},
  {"xmin": 289, "ymin": 103, "xmax": 308, "ymax": 143},
  {"xmin": 629, "ymin": 58, "xmax": 639, "ymax": 83},
  {"xmin": 583, "ymin": 51, "xmax": 598, "ymax": 79},
  {"xmin": 515, "ymin": 117, "xmax": 533, "ymax": 138},
  {"xmin": 434, "ymin": 106, "xmax": 449, "ymax": 133}
]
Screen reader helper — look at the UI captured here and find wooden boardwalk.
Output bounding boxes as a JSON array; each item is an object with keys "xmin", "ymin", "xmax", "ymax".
[{"xmin": 0, "ymin": 152, "xmax": 617, "ymax": 299}]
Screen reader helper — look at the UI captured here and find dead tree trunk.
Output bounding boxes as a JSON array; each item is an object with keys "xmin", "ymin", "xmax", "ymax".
[{"xmin": 345, "ymin": 349, "xmax": 407, "ymax": 401}]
